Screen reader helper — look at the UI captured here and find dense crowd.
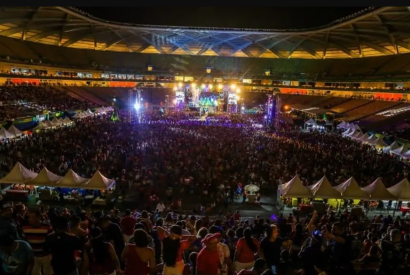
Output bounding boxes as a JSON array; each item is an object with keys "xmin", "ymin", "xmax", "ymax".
[{"xmin": 0, "ymin": 85, "xmax": 97, "ymax": 120}]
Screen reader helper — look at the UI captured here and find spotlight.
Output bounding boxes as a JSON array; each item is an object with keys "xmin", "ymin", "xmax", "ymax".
[
  {"xmin": 191, "ymin": 83, "xmax": 196, "ymax": 88},
  {"xmin": 218, "ymin": 84, "xmax": 223, "ymax": 89},
  {"xmin": 236, "ymin": 88, "xmax": 240, "ymax": 93},
  {"xmin": 209, "ymin": 84, "xmax": 213, "ymax": 89},
  {"xmin": 173, "ymin": 99, "xmax": 177, "ymax": 104},
  {"xmin": 178, "ymin": 82, "xmax": 183, "ymax": 88},
  {"xmin": 134, "ymin": 103, "xmax": 140, "ymax": 110}
]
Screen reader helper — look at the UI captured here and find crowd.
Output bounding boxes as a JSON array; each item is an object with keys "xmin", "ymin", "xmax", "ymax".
[{"xmin": 0, "ymin": 85, "xmax": 98, "ymax": 121}]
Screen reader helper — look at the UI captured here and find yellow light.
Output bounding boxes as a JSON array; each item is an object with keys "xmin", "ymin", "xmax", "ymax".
[
  {"xmin": 178, "ymin": 82, "xmax": 183, "ymax": 88},
  {"xmin": 236, "ymin": 95, "xmax": 240, "ymax": 100},
  {"xmin": 202, "ymin": 84, "xmax": 205, "ymax": 89},
  {"xmin": 218, "ymin": 84, "xmax": 223, "ymax": 89},
  {"xmin": 284, "ymin": 105, "xmax": 290, "ymax": 110},
  {"xmin": 209, "ymin": 84, "xmax": 213, "ymax": 89},
  {"xmin": 173, "ymin": 87, "xmax": 177, "ymax": 91},
  {"xmin": 230, "ymin": 84, "xmax": 236, "ymax": 90},
  {"xmin": 236, "ymin": 88, "xmax": 240, "ymax": 93},
  {"xmin": 191, "ymin": 83, "xmax": 196, "ymax": 88}
]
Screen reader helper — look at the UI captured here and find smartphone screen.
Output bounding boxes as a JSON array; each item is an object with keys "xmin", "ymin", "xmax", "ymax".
[{"xmin": 271, "ymin": 265, "xmax": 277, "ymax": 275}]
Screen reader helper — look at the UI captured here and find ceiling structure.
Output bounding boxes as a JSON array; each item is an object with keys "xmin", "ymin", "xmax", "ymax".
[{"xmin": 1, "ymin": 6, "xmax": 410, "ymax": 59}]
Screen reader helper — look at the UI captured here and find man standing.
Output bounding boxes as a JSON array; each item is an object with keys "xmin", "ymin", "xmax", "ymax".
[
  {"xmin": 0, "ymin": 235, "xmax": 34, "ymax": 275},
  {"xmin": 44, "ymin": 217, "xmax": 83, "ymax": 275},
  {"xmin": 22, "ymin": 210, "xmax": 54, "ymax": 275},
  {"xmin": 197, "ymin": 233, "xmax": 222, "ymax": 275}
]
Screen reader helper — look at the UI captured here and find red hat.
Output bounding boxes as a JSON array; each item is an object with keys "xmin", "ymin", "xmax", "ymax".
[{"xmin": 202, "ymin": 233, "xmax": 220, "ymax": 244}]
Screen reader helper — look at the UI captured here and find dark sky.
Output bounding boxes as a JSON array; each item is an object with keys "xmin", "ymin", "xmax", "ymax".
[{"xmin": 75, "ymin": 7, "xmax": 369, "ymax": 29}]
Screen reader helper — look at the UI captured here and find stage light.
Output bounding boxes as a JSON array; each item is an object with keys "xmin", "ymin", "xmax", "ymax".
[
  {"xmin": 134, "ymin": 103, "xmax": 140, "ymax": 110},
  {"xmin": 284, "ymin": 105, "xmax": 290, "ymax": 110},
  {"xmin": 230, "ymin": 84, "xmax": 236, "ymax": 90},
  {"xmin": 209, "ymin": 84, "xmax": 213, "ymax": 89},
  {"xmin": 202, "ymin": 84, "xmax": 205, "ymax": 89},
  {"xmin": 173, "ymin": 87, "xmax": 177, "ymax": 91},
  {"xmin": 236, "ymin": 88, "xmax": 240, "ymax": 93},
  {"xmin": 236, "ymin": 95, "xmax": 240, "ymax": 100},
  {"xmin": 178, "ymin": 82, "xmax": 183, "ymax": 88},
  {"xmin": 218, "ymin": 84, "xmax": 223, "ymax": 89},
  {"xmin": 191, "ymin": 83, "xmax": 196, "ymax": 88},
  {"xmin": 173, "ymin": 99, "xmax": 177, "ymax": 104}
]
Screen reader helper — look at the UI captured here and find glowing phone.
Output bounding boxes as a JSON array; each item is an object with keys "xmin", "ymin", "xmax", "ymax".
[{"xmin": 271, "ymin": 265, "xmax": 277, "ymax": 275}]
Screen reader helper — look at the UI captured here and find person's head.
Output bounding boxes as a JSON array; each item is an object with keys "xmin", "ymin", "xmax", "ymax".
[
  {"xmin": 156, "ymin": 218, "xmax": 164, "ymax": 227},
  {"xmin": 253, "ymin": 258, "xmax": 267, "ymax": 274},
  {"xmin": 311, "ymin": 230, "xmax": 323, "ymax": 245},
  {"xmin": 227, "ymin": 229, "xmax": 235, "ymax": 239},
  {"xmin": 28, "ymin": 209, "xmax": 42, "ymax": 226},
  {"xmin": 54, "ymin": 216, "xmax": 69, "ymax": 233},
  {"xmin": 390, "ymin": 228, "xmax": 402, "ymax": 243},
  {"xmin": 0, "ymin": 235, "xmax": 15, "ymax": 254},
  {"xmin": 141, "ymin": 211, "xmax": 148, "ymax": 219},
  {"xmin": 189, "ymin": 252, "xmax": 198, "ymax": 273},
  {"xmin": 331, "ymin": 222, "xmax": 344, "ymax": 236},
  {"xmin": 197, "ymin": 227, "xmax": 208, "ymax": 239},
  {"xmin": 243, "ymin": 227, "xmax": 252, "ymax": 238},
  {"xmin": 209, "ymin": 226, "xmax": 222, "ymax": 241},
  {"xmin": 169, "ymin": 225, "xmax": 182, "ymax": 240},
  {"xmin": 349, "ymin": 222, "xmax": 359, "ymax": 234},
  {"xmin": 70, "ymin": 215, "xmax": 81, "ymax": 230},
  {"xmin": 266, "ymin": 224, "xmax": 279, "ymax": 240},
  {"xmin": 202, "ymin": 233, "xmax": 219, "ymax": 252},
  {"xmin": 98, "ymin": 215, "xmax": 110, "ymax": 228},
  {"xmin": 125, "ymin": 209, "xmax": 131, "ymax": 216},
  {"xmin": 134, "ymin": 229, "xmax": 150, "ymax": 248},
  {"xmin": 1, "ymin": 203, "xmax": 13, "ymax": 218},
  {"xmin": 113, "ymin": 209, "xmax": 119, "ymax": 216}
]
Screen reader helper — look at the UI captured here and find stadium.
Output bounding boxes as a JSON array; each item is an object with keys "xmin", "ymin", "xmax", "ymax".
[{"xmin": 0, "ymin": 6, "xmax": 410, "ymax": 275}]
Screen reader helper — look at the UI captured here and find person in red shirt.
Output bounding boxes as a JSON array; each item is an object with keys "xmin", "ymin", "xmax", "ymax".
[
  {"xmin": 196, "ymin": 233, "xmax": 221, "ymax": 275},
  {"xmin": 234, "ymin": 228, "xmax": 261, "ymax": 272},
  {"xmin": 234, "ymin": 211, "xmax": 241, "ymax": 222},
  {"xmin": 120, "ymin": 209, "xmax": 137, "ymax": 244}
]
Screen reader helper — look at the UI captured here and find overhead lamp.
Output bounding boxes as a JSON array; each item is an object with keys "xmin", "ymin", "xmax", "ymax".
[
  {"xmin": 264, "ymin": 69, "xmax": 271, "ymax": 76},
  {"xmin": 147, "ymin": 65, "xmax": 153, "ymax": 71}
]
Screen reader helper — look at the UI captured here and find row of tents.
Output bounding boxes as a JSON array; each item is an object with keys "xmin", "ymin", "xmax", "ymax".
[
  {"xmin": 337, "ymin": 121, "xmax": 362, "ymax": 131},
  {"xmin": 0, "ymin": 125, "xmax": 24, "ymax": 139},
  {"xmin": 279, "ymin": 174, "xmax": 410, "ymax": 201},
  {"xmin": 72, "ymin": 107, "xmax": 114, "ymax": 119},
  {"xmin": 33, "ymin": 117, "xmax": 73, "ymax": 131},
  {"xmin": 0, "ymin": 162, "xmax": 115, "ymax": 190}
]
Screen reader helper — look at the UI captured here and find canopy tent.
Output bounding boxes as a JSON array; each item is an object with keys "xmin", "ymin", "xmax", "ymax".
[
  {"xmin": 278, "ymin": 175, "xmax": 312, "ymax": 198},
  {"xmin": 361, "ymin": 178, "xmax": 397, "ymax": 200},
  {"xmin": 387, "ymin": 178, "xmax": 410, "ymax": 200},
  {"xmin": 56, "ymin": 169, "xmax": 89, "ymax": 188},
  {"xmin": 44, "ymin": 120, "xmax": 54, "ymax": 128},
  {"xmin": 354, "ymin": 124, "xmax": 361, "ymax": 131},
  {"xmin": 306, "ymin": 176, "xmax": 341, "ymax": 199},
  {"xmin": 244, "ymin": 184, "xmax": 260, "ymax": 194},
  {"xmin": 305, "ymin": 118, "xmax": 317, "ymax": 126},
  {"xmin": 401, "ymin": 150, "xmax": 410, "ymax": 159},
  {"xmin": 33, "ymin": 121, "xmax": 48, "ymax": 131},
  {"xmin": 349, "ymin": 123, "xmax": 356, "ymax": 130},
  {"xmin": 372, "ymin": 137, "xmax": 387, "ymax": 148},
  {"xmin": 358, "ymin": 133, "xmax": 370, "ymax": 142},
  {"xmin": 0, "ymin": 162, "xmax": 38, "ymax": 184},
  {"xmin": 72, "ymin": 112, "xmax": 85, "ymax": 119},
  {"xmin": 0, "ymin": 127, "xmax": 15, "ymax": 139},
  {"xmin": 342, "ymin": 129, "xmax": 353, "ymax": 136},
  {"xmin": 350, "ymin": 130, "xmax": 363, "ymax": 139},
  {"xmin": 51, "ymin": 117, "xmax": 61, "ymax": 126},
  {"xmin": 333, "ymin": 177, "xmax": 370, "ymax": 199},
  {"xmin": 383, "ymin": 141, "xmax": 400, "ymax": 153},
  {"xmin": 366, "ymin": 135, "xmax": 377, "ymax": 143},
  {"xmin": 391, "ymin": 145, "xmax": 409, "ymax": 156},
  {"xmin": 26, "ymin": 167, "xmax": 62, "ymax": 187},
  {"xmin": 8, "ymin": 125, "xmax": 23, "ymax": 137},
  {"xmin": 57, "ymin": 118, "xmax": 65, "ymax": 125},
  {"xmin": 81, "ymin": 171, "xmax": 115, "ymax": 190},
  {"xmin": 337, "ymin": 121, "xmax": 347, "ymax": 129},
  {"xmin": 63, "ymin": 117, "xmax": 72, "ymax": 124}
]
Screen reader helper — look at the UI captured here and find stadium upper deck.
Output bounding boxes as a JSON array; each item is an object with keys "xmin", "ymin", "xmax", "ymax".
[{"xmin": 1, "ymin": 6, "xmax": 410, "ymax": 59}]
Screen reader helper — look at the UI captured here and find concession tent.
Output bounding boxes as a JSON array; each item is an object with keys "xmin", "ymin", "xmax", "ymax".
[
  {"xmin": 307, "ymin": 176, "xmax": 342, "ymax": 199},
  {"xmin": 333, "ymin": 177, "xmax": 369, "ymax": 199},
  {"xmin": 8, "ymin": 125, "xmax": 23, "ymax": 137},
  {"xmin": 354, "ymin": 124, "xmax": 361, "ymax": 131},
  {"xmin": 0, "ymin": 162, "xmax": 38, "ymax": 184},
  {"xmin": 346, "ymin": 129, "xmax": 357, "ymax": 137},
  {"xmin": 387, "ymin": 178, "xmax": 410, "ymax": 200},
  {"xmin": 81, "ymin": 171, "xmax": 115, "ymax": 190},
  {"xmin": 278, "ymin": 175, "xmax": 312, "ymax": 198},
  {"xmin": 391, "ymin": 145, "xmax": 409, "ymax": 156},
  {"xmin": 56, "ymin": 169, "xmax": 89, "ymax": 188},
  {"xmin": 26, "ymin": 167, "xmax": 62, "ymax": 187},
  {"xmin": 33, "ymin": 121, "xmax": 48, "ymax": 131},
  {"xmin": 0, "ymin": 127, "xmax": 15, "ymax": 139},
  {"xmin": 361, "ymin": 178, "xmax": 397, "ymax": 200},
  {"xmin": 63, "ymin": 117, "xmax": 72, "ymax": 124},
  {"xmin": 51, "ymin": 117, "xmax": 61, "ymax": 126},
  {"xmin": 337, "ymin": 121, "xmax": 347, "ymax": 129},
  {"xmin": 44, "ymin": 120, "xmax": 54, "ymax": 128},
  {"xmin": 351, "ymin": 130, "xmax": 363, "ymax": 139},
  {"xmin": 366, "ymin": 135, "xmax": 377, "ymax": 143},
  {"xmin": 342, "ymin": 129, "xmax": 353, "ymax": 136},
  {"xmin": 358, "ymin": 133, "xmax": 370, "ymax": 141},
  {"xmin": 305, "ymin": 118, "xmax": 317, "ymax": 126},
  {"xmin": 371, "ymin": 137, "xmax": 388, "ymax": 148},
  {"xmin": 383, "ymin": 141, "xmax": 400, "ymax": 153}
]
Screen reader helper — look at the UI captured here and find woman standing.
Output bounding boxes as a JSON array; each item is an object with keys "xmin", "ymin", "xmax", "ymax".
[
  {"xmin": 122, "ymin": 229, "xmax": 156, "ymax": 275},
  {"xmin": 81, "ymin": 227, "xmax": 121, "ymax": 275},
  {"xmin": 234, "ymin": 228, "xmax": 261, "ymax": 272}
]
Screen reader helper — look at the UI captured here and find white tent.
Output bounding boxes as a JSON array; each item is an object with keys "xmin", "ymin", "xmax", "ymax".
[
  {"xmin": 51, "ymin": 117, "xmax": 61, "ymax": 126},
  {"xmin": 387, "ymin": 178, "xmax": 410, "ymax": 201},
  {"xmin": 354, "ymin": 124, "xmax": 361, "ymax": 131},
  {"xmin": 372, "ymin": 137, "xmax": 387, "ymax": 148},
  {"xmin": 333, "ymin": 177, "xmax": 369, "ymax": 199},
  {"xmin": 63, "ymin": 117, "xmax": 72, "ymax": 124},
  {"xmin": 57, "ymin": 118, "xmax": 65, "ymax": 125},
  {"xmin": 26, "ymin": 167, "xmax": 62, "ymax": 187},
  {"xmin": 383, "ymin": 141, "xmax": 399, "ymax": 153},
  {"xmin": 81, "ymin": 171, "xmax": 115, "ymax": 190},
  {"xmin": 305, "ymin": 118, "xmax": 317, "ymax": 126},
  {"xmin": 278, "ymin": 175, "xmax": 312, "ymax": 198},
  {"xmin": 337, "ymin": 121, "xmax": 347, "ymax": 129},
  {"xmin": 56, "ymin": 169, "xmax": 89, "ymax": 188},
  {"xmin": 0, "ymin": 162, "xmax": 38, "ymax": 184},
  {"xmin": 346, "ymin": 129, "xmax": 357, "ymax": 137},
  {"xmin": 306, "ymin": 176, "xmax": 341, "ymax": 199},
  {"xmin": 401, "ymin": 150, "xmax": 410, "ymax": 159},
  {"xmin": 366, "ymin": 135, "xmax": 377, "ymax": 143},
  {"xmin": 0, "ymin": 127, "xmax": 15, "ymax": 139},
  {"xmin": 342, "ymin": 128, "xmax": 352, "ymax": 136},
  {"xmin": 358, "ymin": 133, "xmax": 370, "ymax": 141},
  {"xmin": 349, "ymin": 123, "xmax": 356, "ymax": 130},
  {"xmin": 350, "ymin": 130, "xmax": 363, "ymax": 139},
  {"xmin": 44, "ymin": 120, "xmax": 54, "ymax": 128},
  {"xmin": 72, "ymin": 112, "xmax": 84, "ymax": 119},
  {"xmin": 361, "ymin": 178, "xmax": 397, "ymax": 200},
  {"xmin": 33, "ymin": 121, "xmax": 48, "ymax": 131},
  {"xmin": 8, "ymin": 125, "xmax": 23, "ymax": 137},
  {"xmin": 391, "ymin": 145, "xmax": 409, "ymax": 156}
]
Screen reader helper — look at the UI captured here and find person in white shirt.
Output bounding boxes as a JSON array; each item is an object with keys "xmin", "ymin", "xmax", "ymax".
[{"xmin": 156, "ymin": 201, "xmax": 165, "ymax": 212}]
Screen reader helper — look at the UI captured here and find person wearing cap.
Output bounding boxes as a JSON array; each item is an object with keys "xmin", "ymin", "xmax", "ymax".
[
  {"xmin": 236, "ymin": 258, "xmax": 267, "ymax": 275},
  {"xmin": 0, "ymin": 235, "xmax": 34, "ymax": 275},
  {"xmin": 196, "ymin": 233, "xmax": 222, "ymax": 275},
  {"xmin": 298, "ymin": 230, "xmax": 324, "ymax": 275},
  {"xmin": 162, "ymin": 225, "xmax": 196, "ymax": 275},
  {"xmin": 0, "ymin": 203, "xmax": 20, "ymax": 241},
  {"xmin": 209, "ymin": 226, "xmax": 233, "ymax": 275}
]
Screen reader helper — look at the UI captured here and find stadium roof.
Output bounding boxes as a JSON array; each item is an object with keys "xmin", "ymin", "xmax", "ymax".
[{"xmin": 1, "ymin": 6, "xmax": 410, "ymax": 59}]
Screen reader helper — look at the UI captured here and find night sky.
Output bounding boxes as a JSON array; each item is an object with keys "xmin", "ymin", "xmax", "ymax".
[{"xmin": 75, "ymin": 7, "xmax": 368, "ymax": 29}]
